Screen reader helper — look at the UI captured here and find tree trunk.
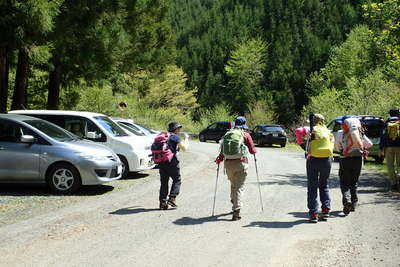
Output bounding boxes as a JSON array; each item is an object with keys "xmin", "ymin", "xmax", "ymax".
[
  {"xmin": 11, "ymin": 48, "xmax": 29, "ymax": 110},
  {"xmin": 0, "ymin": 45, "xmax": 9, "ymax": 113},
  {"xmin": 47, "ymin": 55, "xmax": 62, "ymax": 110}
]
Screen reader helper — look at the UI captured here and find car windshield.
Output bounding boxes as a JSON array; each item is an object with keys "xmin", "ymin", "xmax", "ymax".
[
  {"xmin": 94, "ymin": 116, "xmax": 128, "ymax": 137},
  {"xmin": 24, "ymin": 120, "xmax": 75, "ymax": 142},
  {"xmin": 135, "ymin": 123, "xmax": 154, "ymax": 135},
  {"xmin": 119, "ymin": 123, "xmax": 145, "ymax": 136},
  {"xmin": 263, "ymin": 126, "xmax": 283, "ymax": 132}
]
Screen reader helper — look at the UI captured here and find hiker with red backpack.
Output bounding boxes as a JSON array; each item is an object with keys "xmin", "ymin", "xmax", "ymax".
[
  {"xmin": 335, "ymin": 117, "xmax": 373, "ymax": 215},
  {"xmin": 380, "ymin": 109, "xmax": 400, "ymax": 192},
  {"xmin": 215, "ymin": 116, "xmax": 257, "ymax": 221},
  {"xmin": 305, "ymin": 114, "xmax": 334, "ymax": 223},
  {"xmin": 152, "ymin": 122, "xmax": 189, "ymax": 210}
]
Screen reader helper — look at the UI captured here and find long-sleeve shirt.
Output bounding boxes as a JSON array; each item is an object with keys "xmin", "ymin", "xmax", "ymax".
[{"xmin": 335, "ymin": 130, "xmax": 373, "ymax": 157}]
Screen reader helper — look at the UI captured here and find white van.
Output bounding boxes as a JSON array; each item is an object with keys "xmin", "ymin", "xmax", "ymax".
[{"xmin": 10, "ymin": 110, "xmax": 155, "ymax": 178}]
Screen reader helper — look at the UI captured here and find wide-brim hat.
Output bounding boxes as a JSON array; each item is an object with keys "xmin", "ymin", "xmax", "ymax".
[{"xmin": 168, "ymin": 122, "xmax": 182, "ymax": 132}]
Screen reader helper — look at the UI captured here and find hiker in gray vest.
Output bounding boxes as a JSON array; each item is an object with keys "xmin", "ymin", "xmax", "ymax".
[{"xmin": 215, "ymin": 116, "xmax": 257, "ymax": 221}]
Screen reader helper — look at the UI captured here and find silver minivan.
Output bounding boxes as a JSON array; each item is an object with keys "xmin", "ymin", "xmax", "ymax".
[{"xmin": 0, "ymin": 114, "xmax": 122, "ymax": 194}]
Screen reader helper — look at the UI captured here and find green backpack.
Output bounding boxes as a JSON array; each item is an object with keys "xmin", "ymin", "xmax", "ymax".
[{"xmin": 222, "ymin": 128, "xmax": 248, "ymax": 159}]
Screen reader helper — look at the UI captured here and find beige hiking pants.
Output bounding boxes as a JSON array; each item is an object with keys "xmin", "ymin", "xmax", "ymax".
[
  {"xmin": 224, "ymin": 159, "xmax": 248, "ymax": 211},
  {"xmin": 385, "ymin": 147, "xmax": 400, "ymax": 185}
]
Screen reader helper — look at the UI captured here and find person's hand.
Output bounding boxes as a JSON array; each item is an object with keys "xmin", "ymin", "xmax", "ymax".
[
  {"xmin": 215, "ymin": 155, "xmax": 224, "ymax": 165},
  {"xmin": 184, "ymin": 133, "xmax": 189, "ymax": 140}
]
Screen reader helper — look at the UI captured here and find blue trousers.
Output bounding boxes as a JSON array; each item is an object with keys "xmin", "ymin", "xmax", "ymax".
[{"xmin": 306, "ymin": 157, "xmax": 332, "ymax": 214}]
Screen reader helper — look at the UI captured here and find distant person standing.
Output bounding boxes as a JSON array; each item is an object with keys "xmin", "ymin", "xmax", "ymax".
[
  {"xmin": 335, "ymin": 117, "xmax": 372, "ymax": 215},
  {"xmin": 306, "ymin": 114, "xmax": 334, "ymax": 223},
  {"xmin": 152, "ymin": 122, "xmax": 189, "ymax": 210},
  {"xmin": 215, "ymin": 116, "xmax": 257, "ymax": 221},
  {"xmin": 380, "ymin": 109, "xmax": 400, "ymax": 192}
]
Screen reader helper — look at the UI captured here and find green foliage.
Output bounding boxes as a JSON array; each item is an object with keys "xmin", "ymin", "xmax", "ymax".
[
  {"xmin": 225, "ymin": 38, "xmax": 267, "ymax": 113},
  {"xmin": 197, "ymin": 104, "xmax": 236, "ymax": 131},
  {"xmin": 346, "ymin": 69, "xmax": 400, "ymax": 116},
  {"xmin": 75, "ymin": 84, "xmax": 115, "ymax": 116},
  {"xmin": 245, "ymin": 99, "xmax": 276, "ymax": 128},
  {"xmin": 302, "ymin": 87, "xmax": 350, "ymax": 123}
]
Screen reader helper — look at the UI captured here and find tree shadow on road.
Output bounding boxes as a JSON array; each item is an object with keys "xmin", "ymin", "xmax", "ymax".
[
  {"xmin": 173, "ymin": 212, "xmax": 232, "ymax": 225},
  {"xmin": 109, "ymin": 206, "xmax": 162, "ymax": 215},
  {"xmin": 255, "ymin": 174, "xmax": 340, "ymax": 189},
  {"xmin": 0, "ymin": 184, "xmax": 114, "ymax": 197}
]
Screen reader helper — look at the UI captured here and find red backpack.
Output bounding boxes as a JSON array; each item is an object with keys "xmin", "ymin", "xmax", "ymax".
[{"xmin": 151, "ymin": 132, "xmax": 174, "ymax": 164}]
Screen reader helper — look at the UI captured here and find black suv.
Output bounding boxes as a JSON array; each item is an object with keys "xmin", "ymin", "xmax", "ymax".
[
  {"xmin": 251, "ymin": 124, "xmax": 287, "ymax": 147},
  {"xmin": 327, "ymin": 115, "xmax": 385, "ymax": 163},
  {"xmin": 199, "ymin": 121, "xmax": 232, "ymax": 142}
]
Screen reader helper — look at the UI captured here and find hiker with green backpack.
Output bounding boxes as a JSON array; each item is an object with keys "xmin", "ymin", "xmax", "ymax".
[{"xmin": 215, "ymin": 116, "xmax": 257, "ymax": 221}]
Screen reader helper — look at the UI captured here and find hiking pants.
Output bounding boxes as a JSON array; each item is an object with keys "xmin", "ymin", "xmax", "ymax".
[
  {"xmin": 306, "ymin": 157, "xmax": 331, "ymax": 214},
  {"xmin": 385, "ymin": 147, "xmax": 400, "ymax": 186},
  {"xmin": 225, "ymin": 159, "xmax": 248, "ymax": 211},
  {"xmin": 159, "ymin": 158, "xmax": 181, "ymax": 202},
  {"xmin": 340, "ymin": 156, "xmax": 362, "ymax": 206}
]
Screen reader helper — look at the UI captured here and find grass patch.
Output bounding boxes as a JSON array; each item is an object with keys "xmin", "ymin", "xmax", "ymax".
[{"xmin": 364, "ymin": 160, "xmax": 387, "ymax": 175}]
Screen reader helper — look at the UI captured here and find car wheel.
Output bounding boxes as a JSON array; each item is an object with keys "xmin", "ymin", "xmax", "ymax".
[
  {"xmin": 199, "ymin": 134, "xmax": 206, "ymax": 142},
  {"xmin": 118, "ymin": 155, "xmax": 129, "ymax": 178},
  {"xmin": 46, "ymin": 163, "xmax": 82, "ymax": 194},
  {"xmin": 281, "ymin": 143, "xmax": 286, "ymax": 148}
]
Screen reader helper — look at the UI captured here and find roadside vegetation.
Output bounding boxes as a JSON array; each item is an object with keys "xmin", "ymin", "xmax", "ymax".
[{"xmin": 0, "ymin": 0, "xmax": 398, "ymax": 132}]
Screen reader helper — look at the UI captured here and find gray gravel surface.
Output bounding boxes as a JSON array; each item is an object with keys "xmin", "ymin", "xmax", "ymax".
[{"xmin": 0, "ymin": 141, "xmax": 399, "ymax": 267}]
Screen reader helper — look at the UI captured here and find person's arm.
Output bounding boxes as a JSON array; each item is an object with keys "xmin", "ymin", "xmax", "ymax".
[
  {"xmin": 178, "ymin": 134, "xmax": 189, "ymax": 152},
  {"xmin": 363, "ymin": 135, "xmax": 373, "ymax": 149},
  {"xmin": 244, "ymin": 132, "xmax": 257, "ymax": 154}
]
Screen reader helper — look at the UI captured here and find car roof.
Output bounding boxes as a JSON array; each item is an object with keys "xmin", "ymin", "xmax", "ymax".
[
  {"xmin": 9, "ymin": 110, "xmax": 106, "ymax": 118},
  {"xmin": 0, "ymin": 113, "xmax": 42, "ymax": 122},
  {"xmin": 334, "ymin": 115, "xmax": 383, "ymax": 122},
  {"xmin": 257, "ymin": 124, "xmax": 282, "ymax": 127}
]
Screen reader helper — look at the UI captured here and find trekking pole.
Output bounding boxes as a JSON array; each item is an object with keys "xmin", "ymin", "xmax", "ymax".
[
  {"xmin": 212, "ymin": 163, "xmax": 220, "ymax": 216},
  {"xmin": 253, "ymin": 154, "xmax": 264, "ymax": 212}
]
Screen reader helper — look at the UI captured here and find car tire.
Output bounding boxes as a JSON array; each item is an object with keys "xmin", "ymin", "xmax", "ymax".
[
  {"xmin": 46, "ymin": 163, "xmax": 82, "ymax": 194},
  {"xmin": 118, "ymin": 155, "xmax": 130, "ymax": 178},
  {"xmin": 281, "ymin": 143, "xmax": 286, "ymax": 148},
  {"xmin": 199, "ymin": 134, "xmax": 206, "ymax": 142}
]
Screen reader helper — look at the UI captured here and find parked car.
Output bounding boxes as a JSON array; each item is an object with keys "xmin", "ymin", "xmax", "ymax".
[
  {"xmin": 327, "ymin": 115, "xmax": 385, "ymax": 163},
  {"xmin": 112, "ymin": 119, "xmax": 154, "ymax": 145},
  {"xmin": 111, "ymin": 118, "xmax": 158, "ymax": 139},
  {"xmin": 199, "ymin": 121, "xmax": 233, "ymax": 142},
  {"xmin": 10, "ymin": 110, "xmax": 155, "ymax": 177},
  {"xmin": 251, "ymin": 124, "xmax": 287, "ymax": 147},
  {"xmin": 0, "ymin": 114, "xmax": 122, "ymax": 194}
]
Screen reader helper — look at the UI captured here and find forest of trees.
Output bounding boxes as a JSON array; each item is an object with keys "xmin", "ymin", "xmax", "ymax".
[{"xmin": 0, "ymin": 0, "xmax": 399, "ymax": 130}]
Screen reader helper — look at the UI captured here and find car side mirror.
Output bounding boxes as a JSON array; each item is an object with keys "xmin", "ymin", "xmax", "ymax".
[{"xmin": 21, "ymin": 135, "xmax": 35, "ymax": 143}]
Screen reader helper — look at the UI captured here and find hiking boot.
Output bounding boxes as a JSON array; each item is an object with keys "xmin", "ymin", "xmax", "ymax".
[
  {"xmin": 167, "ymin": 196, "xmax": 178, "ymax": 208},
  {"xmin": 350, "ymin": 202, "xmax": 357, "ymax": 212},
  {"xmin": 232, "ymin": 209, "xmax": 241, "ymax": 221},
  {"xmin": 159, "ymin": 201, "xmax": 168, "ymax": 210},
  {"xmin": 319, "ymin": 208, "xmax": 330, "ymax": 221},
  {"xmin": 343, "ymin": 202, "xmax": 352, "ymax": 215},
  {"xmin": 309, "ymin": 212, "xmax": 318, "ymax": 223}
]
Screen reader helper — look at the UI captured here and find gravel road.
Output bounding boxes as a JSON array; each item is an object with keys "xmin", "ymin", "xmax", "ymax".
[{"xmin": 0, "ymin": 141, "xmax": 399, "ymax": 267}]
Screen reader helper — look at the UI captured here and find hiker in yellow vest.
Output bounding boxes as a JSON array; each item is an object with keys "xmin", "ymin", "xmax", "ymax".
[{"xmin": 306, "ymin": 114, "xmax": 334, "ymax": 223}]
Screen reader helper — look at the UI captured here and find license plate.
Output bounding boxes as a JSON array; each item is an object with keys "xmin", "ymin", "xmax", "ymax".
[{"xmin": 117, "ymin": 165, "xmax": 122, "ymax": 174}]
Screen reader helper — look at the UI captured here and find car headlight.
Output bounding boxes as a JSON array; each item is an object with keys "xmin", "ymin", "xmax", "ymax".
[
  {"xmin": 262, "ymin": 132, "xmax": 269, "ymax": 136},
  {"xmin": 78, "ymin": 153, "xmax": 109, "ymax": 161}
]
